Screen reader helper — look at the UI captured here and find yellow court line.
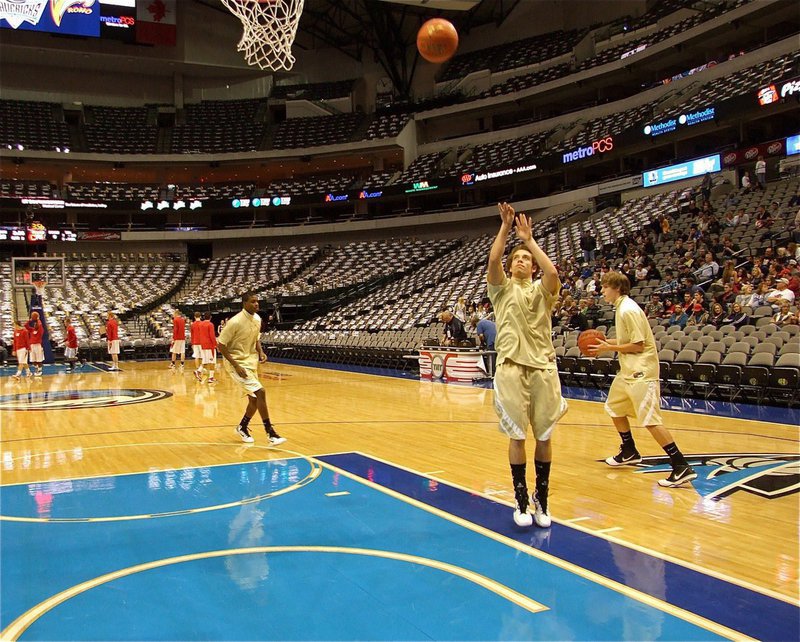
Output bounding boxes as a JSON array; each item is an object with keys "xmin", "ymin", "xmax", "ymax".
[
  {"xmin": 0, "ymin": 546, "xmax": 546, "ymax": 641},
  {"xmin": 325, "ymin": 491, "xmax": 350, "ymax": 497},
  {"xmin": 357, "ymin": 449, "xmax": 800, "ymax": 608}
]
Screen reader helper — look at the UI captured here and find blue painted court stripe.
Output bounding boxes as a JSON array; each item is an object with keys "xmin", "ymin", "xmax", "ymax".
[{"xmin": 317, "ymin": 452, "xmax": 798, "ymax": 642}]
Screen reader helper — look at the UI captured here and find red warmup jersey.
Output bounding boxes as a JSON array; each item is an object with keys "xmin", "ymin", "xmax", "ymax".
[
  {"xmin": 190, "ymin": 320, "xmax": 202, "ymax": 345},
  {"xmin": 172, "ymin": 316, "xmax": 186, "ymax": 341},
  {"xmin": 199, "ymin": 320, "xmax": 217, "ymax": 350},
  {"xmin": 106, "ymin": 318, "xmax": 119, "ymax": 341},
  {"xmin": 66, "ymin": 325, "xmax": 78, "ymax": 349},
  {"xmin": 27, "ymin": 320, "xmax": 43, "ymax": 345},
  {"xmin": 13, "ymin": 327, "xmax": 30, "ymax": 352}
]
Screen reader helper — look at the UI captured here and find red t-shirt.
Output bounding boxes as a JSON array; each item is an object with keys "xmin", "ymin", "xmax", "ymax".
[
  {"xmin": 190, "ymin": 320, "xmax": 202, "ymax": 345},
  {"xmin": 13, "ymin": 327, "xmax": 30, "ymax": 352},
  {"xmin": 27, "ymin": 320, "xmax": 43, "ymax": 345},
  {"xmin": 172, "ymin": 316, "xmax": 186, "ymax": 341},
  {"xmin": 106, "ymin": 318, "xmax": 119, "ymax": 341},
  {"xmin": 66, "ymin": 325, "xmax": 78, "ymax": 349},
  {"xmin": 199, "ymin": 320, "xmax": 217, "ymax": 350}
]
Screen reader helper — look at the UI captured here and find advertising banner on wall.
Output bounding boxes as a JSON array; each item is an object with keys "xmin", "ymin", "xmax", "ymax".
[
  {"xmin": 643, "ymin": 154, "xmax": 720, "ymax": 187},
  {"xmin": 78, "ymin": 231, "xmax": 122, "ymax": 241},
  {"xmin": 0, "ymin": 0, "xmax": 100, "ymax": 36},
  {"xmin": 720, "ymin": 139, "xmax": 786, "ymax": 167}
]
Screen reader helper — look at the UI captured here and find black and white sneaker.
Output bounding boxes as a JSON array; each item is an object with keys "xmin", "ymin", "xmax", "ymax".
[
  {"xmin": 236, "ymin": 425, "xmax": 254, "ymax": 443},
  {"xmin": 605, "ymin": 447, "xmax": 642, "ymax": 467},
  {"xmin": 657, "ymin": 464, "xmax": 697, "ymax": 488},
  {"xmin": 532, "ymin": 493, "xmax": 551, "ymax": 528},
  {"xmin": 268, "ymin": 431, "xmax": 286, "ymax": 446},
  {"xmin": 513, "ymin": 488, "xmax": 533, "ymax": 527}
]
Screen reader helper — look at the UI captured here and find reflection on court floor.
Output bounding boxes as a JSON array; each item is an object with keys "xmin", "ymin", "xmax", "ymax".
[{"xmin": 2, "ymin": 452, "xmax": 794, "ymax": 640}]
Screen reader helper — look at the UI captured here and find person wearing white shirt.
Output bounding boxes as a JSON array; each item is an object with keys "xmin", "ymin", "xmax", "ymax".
[{"xmin": 755, "ymin": 156, "xmax": 766, "ymax": 190}]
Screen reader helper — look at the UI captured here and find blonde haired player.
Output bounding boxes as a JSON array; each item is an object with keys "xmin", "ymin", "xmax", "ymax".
[
  {"xmin": 217, "ymin": 291, "xmax": 285, "ymax": 446},
  {"xmin": 589, "ymin": 271, "xmax": 697, "ymax": 487},
  {"xmin": 11, "ymin": 319, "xmax": 31, "ymax": 379}
]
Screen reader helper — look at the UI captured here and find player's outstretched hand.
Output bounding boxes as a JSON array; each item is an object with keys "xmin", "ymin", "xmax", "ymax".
[
  {"xmin": 498, "ymin": 202, "xmax": 515, "ymax": 227},
  {"xmin": 515, "ymin": 213, "xmax": 532, "ymax": 242}
]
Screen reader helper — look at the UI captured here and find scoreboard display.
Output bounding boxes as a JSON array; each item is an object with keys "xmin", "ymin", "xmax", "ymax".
[{"xmin": 1, "ymin": 0, "xmax": 137, "ymax": 41}]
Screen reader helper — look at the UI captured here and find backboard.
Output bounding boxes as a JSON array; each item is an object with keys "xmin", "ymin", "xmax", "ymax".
[{"xmin": 11, "ymin": 257, "xmax": 66, "ymax": 289}]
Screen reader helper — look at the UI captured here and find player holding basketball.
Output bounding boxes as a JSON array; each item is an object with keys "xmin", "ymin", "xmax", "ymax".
[
  {"xmin": 106, "ymin": 312, "xmax": 120, "ymax": 371},
  {"xmin": 488, "ymin": 202, "xmax": 567, "ymax": 528},
  {"xmin": 11, "ymin": 319, "xmax": 31, "ymax": 379},
  {"xmin": 169, "ymin": 310, "xmax": 186, "ymax": 370},
  {"xmin": 27, "ymin": 311, "xmax": 44, "ymax": 376},
  {"xmin": 190, "ymin": 311, "xmax": 203, "ymax": 376},
  {"xmin": 217, "ymin": 291, "xmax": 285, "ymax": 446},
  {"xmin": 589, "ymin": 271, "xmax": 697, "ymax": 487},
  {"xmin": 63, "ymin": 316, "xmax": 79, "ymax": 372}
]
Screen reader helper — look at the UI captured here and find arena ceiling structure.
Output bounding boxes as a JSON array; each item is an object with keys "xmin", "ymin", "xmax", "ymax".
[{"xmin": 199, "ymin": 0, "xmax": 517, "ymax": 95}]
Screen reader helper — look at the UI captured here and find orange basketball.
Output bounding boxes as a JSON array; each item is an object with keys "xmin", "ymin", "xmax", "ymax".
[
  {"xmin": 417, "ymin": 18, "xmax": 459, "ymax": 64},
  {"xmin": 578, "ymin": 329, "xmax": 606, "ymax": 356}
]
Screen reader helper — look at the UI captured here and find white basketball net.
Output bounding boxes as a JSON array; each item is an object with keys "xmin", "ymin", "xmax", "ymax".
[{"xmin": 221, "ymin": 0, "xmax": 305, "ymax": 72}]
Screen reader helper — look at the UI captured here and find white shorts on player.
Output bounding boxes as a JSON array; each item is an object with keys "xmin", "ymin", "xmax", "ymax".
[
  {"xmin": 15, "ymin": 348, "xmax": 28, "ymax": 366},
  {"xmin": 192, "ymin": 345, "xmax": 202, "ymax": 359},
  {"xmin": 171, "ymin": 340, "xmax": 185, "ymax": 355},
  {"xmin": 29, "ymin": 344, "xmax": 44, "ymax": 363},
  {"xmin": 201, "ymin": 349, "xmax": 216, "ymax": 366},
  {"xmin": 65, "ymin": 347, "xmax": 77, "ymax": 360},
  {"xmin": 108, "ymin": 340, "xmax": 120, "ymax": 355},
  {"xmin": 224, "ymin": 362, "xmax": 263, "ymax": 397}
]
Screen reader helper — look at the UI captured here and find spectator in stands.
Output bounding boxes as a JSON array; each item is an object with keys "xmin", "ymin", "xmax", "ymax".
[
  {"xmin": 661, "ymin": 297, "xmax": 675, "ymax": 318},
  {"xmin": 668, "ymin": 304, "xmax": 688, "ymax": 329},
  {"xmin": 635, "ymin": 262, "xmax": 649, "ymax": 282},
  {"xmin": 682, "ymin": 275, "xmax": 704, "ymax": 297},
  {"xmin": 671, "ymin": 238, "xmax": 686, "ymax": 258},
  {"xmin": 645, "ymin": 294, "xmax": 663, "ymax": 319},
  {"xmin": 580, "ymin": 231, "xmax": 597, "ymax": 265},
  {"xmin": 454, "ymin": 296, "xmax": 467, "ymax": 323},
  {"xmin": 735, "ymin": 283, "xmax": 754, "ymax": 308},
  {"xmin": 733, "ymin": 208, "xmax": 749, "ymax": 226},
  {"xmin": 700, "ymin": 172, "xmax": 712, "ymax": 203},
  {"xmin": 789, "ymin": 188, "xmax": 800, "ymax": 208},
  {"xmin": 755, "ymin": 155, "xmax": 766, "ymax": 190},
  {"xmin": 741, "ymin": 170, "xmax": 753, "ymax": 193},
  {"xmin": 714, "ymin": 282, "xmax": 737, "ymax": 309},
  {"xmin": 787, "ymin": 263, "xmax": 800, "ymax": 298},
  {"xmin": 686, "ymin": 302, "xmax": 709, "ymax": 328},
  {"xmin": 754, "ymin": 205, "xmax": 773, "ymax": 230},
  {"xmin": 721, "ymin": 237, "xmax": 740, "ymax": 259},
  {"xmin": 696, "ymin": 252, "xmax": 719, "ymax": 282},
  {"xmin": 439, "ymin": 309, "xmax": 468, "ymax": 346},
  {"xmin": 581, "ymin": 297, "xmax": 602, "ymax": 328},
  {"xmin": 723, "ymin": 302, "xmax": 749, "ymax": 329},
  {"xmin": 565, "ymin": 305, "xmax": 589, "ymax": 332},
  {"xmin": 774, "ymin": 301, "xmax": 798, "ymax": 326},
  {"xmin": 767, "ymin": 278, "xmax": 796, "ymax": 309},
  {"xmin": 584, "ymin": 272, "xmax": 600, "ymax": 295},
  {"xmin": 661, "ymin": 270, "xmax": 679, "ymax": 295},
  {"xmin": 487, "ymin": 202, "xmax": 565, "ymax": 529},
  {"xmin": 660, "ymin": 213, "xmax": 672, "ymax": 241},
  {"xmin": 708, "ymin": 302, "xmax": 726, "ymax": 328},
  {"xmin": 722, "ymin": 210, "xmax": 736, "ymax": 228}
]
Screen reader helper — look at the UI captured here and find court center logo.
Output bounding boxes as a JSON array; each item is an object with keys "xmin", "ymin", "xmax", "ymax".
[
  {"xmin": 0, "ymin": 389, "xmax": 172, "ymax": 411},
  {"xmin": 634, "ymin": 453, "xmax": 799, "ymax": 500}
]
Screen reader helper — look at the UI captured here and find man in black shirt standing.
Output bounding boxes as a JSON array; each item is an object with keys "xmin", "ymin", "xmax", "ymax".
[{"xmin": 439, "ymin": 309, "xmax": 468, "ymax": 346}]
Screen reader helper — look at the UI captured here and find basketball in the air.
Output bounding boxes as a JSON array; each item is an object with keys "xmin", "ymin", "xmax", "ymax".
[
  {"xmin": 578, "ymin": 329, "xmax": 606, "ymax": 356},
  {"xmin": 417, "ymin": 18, "xmax": 459, "ymax": 63}
]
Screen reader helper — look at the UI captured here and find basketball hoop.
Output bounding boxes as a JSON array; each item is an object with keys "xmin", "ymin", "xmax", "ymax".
[
  {"xmin": 221, "ymin": 0, "xmax": 305, "ymax": 71},
  {"xmin": 32, "ymin": 280, "xmax": 47, "ymax": 297}
]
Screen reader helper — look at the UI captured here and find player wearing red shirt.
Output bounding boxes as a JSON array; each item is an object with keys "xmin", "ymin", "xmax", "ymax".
[
  {"xmin": 11, "ymin": 320, "xmax": 31, "ymax": 379},
  {"xmin": 169, "ymin": 310, "xmax": 186, "ymax": 369},
  {"xmin": 106, "ymin": 312, "xmax": 120, "ymax": 371},
  {"xmin": 63, "ymin": 317, "xmax": 79, "ymax": 372},
  {"xmin": 27, "ymin": 312, "xmax": 44, "ymax": 376},
  {"xmin": 196, "ymin": 312, "xmax": 218, "ymax": 384}
]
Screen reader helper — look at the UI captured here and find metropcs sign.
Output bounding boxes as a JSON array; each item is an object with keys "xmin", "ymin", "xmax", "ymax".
[{"xmin": 562, "ymin": 136, "xmax": 613, "ymax": 164}]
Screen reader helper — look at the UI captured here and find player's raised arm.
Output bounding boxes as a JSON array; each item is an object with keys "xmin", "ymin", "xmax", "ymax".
[{"xmin": 488, "ymin": 202, "xmax": 515, "ymax": 285}]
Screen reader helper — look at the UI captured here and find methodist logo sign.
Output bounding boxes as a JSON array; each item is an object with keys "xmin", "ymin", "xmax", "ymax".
[
  {"xmin": 643, "ymin": 154, "xmax": 720, "ymax": 187},
  {"xmin": 562, "ymin": 136, "xmax": 613, "ymax": 164},
  {"xmin": 643, "ymin": 106, "xmax": 715, "ymax": 137}
]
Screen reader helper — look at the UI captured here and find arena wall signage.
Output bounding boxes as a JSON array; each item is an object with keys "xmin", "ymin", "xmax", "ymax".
[
  {"xmin": 324, "ymin": 193, "xmax": 349, "ymax": 203},
  {"xmin": 404, "ymin": 181, "xmax": 438, "ymax": 193},
  {"xmin": 787, "ymin": 134, "xmax": 800, "ymax": 157},
  {"xmin": 721, "ymin": 139, "xmax": 786, "ymax": 166},
  {"xmin": 0, "ymin": 226, "xmax": 76, "ymax": 242},
  {"xmin": 562, "ymin": 137, "xmax": 613, "ymax": 164},
  {"xmin": 643, "ymin": 154, "xmax": 720, "ymax": 187},
  {"xmin": 141, "ymin": 200, "xmax": 202, "ymax": 211},
  {"xmin": 231, "ymin": 196, "xmax": 291, "ymax": 208},
  {"xmin": 758, "ymin": 75, "xmax": 800, "ymax": 106},
  {"xmin": 461, "ymin": 163, "xmax": 538, "ymax": 185},
  {"xmin": 358, "ymin": 190, "xmax": 383, "ymax": 199},
  {"xmin": 643, "ymin": 106, "xmax": 716, "ymax": 138},
  {"xmin": 0, "ymin": 0, "xmax": 100, "ymax": 36}
]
